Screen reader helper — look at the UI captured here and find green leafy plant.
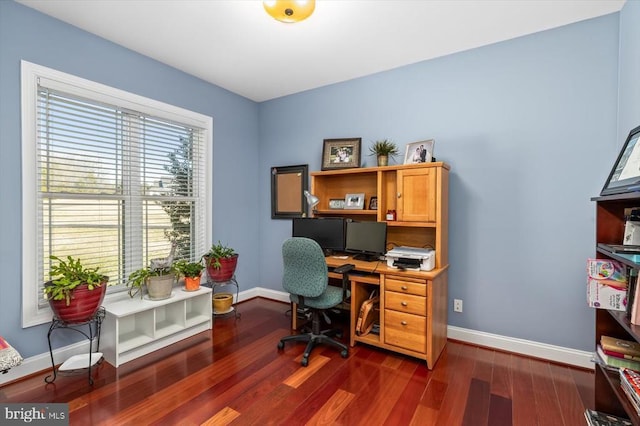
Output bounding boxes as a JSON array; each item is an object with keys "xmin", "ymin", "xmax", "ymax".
[
  {"xmin": 44, "ymin": 255, "xmax": 109, "ymax": 305},
  {"xmin": 126, "ymin": 266, "xmax": 174, "ymax": 298},
  {"xmin": 368, "ymin": 139, "xmax": 399, "ymax": 158},
  {"xmin": 173, "ymin": 260, "xmax": 205, "ymax": 278},
  {"xmin": 203, "ymin": 241, "xmax": 237, "ymax": 269}
]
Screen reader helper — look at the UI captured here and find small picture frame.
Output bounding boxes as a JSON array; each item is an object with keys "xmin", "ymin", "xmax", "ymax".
[
  {"xmin": 322, "ymin": 138, "xmax": 362, "ymax": 170},
  {"xmin": 404, "ymin": 139, "xmax": 435, "ymax": 165},
  {"xmin": 329, "ymin": 198, "xmax": 345, "ymax": 209},
  {"xmin": 344, "ymin": 193, "xmax": 365, "ymax": 210},
  {"xmin": 368, "ymin": 196, "xmax": 378, "ymax": 210}
]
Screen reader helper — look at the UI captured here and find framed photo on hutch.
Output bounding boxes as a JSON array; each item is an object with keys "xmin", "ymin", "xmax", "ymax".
[
  {"xmin": 369, "ymin": 196, "xmax": 378, "ymax": 210},
  {"xmin": 404, "ymin": 139, "xmax": 434, "ymax": 165},
  {"xmin": 322, "ymin": 138, "xmax": 361, "ymax": 170},
  {"xmin": 344, "ymin": 193, "xmax": 365, "ymax": 210},
  {"xmin": 329, "ymin": 198, "xmax": 345, "ymax": 209},
  {"xmin": 601, "ymin": 125, "xmax": 640, "ymax": 196}
]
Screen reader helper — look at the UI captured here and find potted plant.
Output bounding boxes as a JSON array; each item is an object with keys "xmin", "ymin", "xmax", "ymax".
[
  {"xmin": 126, "ymin": 266, "xmax": 175, "ymax": 300},
  {"xmin": 174, "ymin": 260, "xmax": 205, "ymax": 291},
  {"xmin": 369, "ymin": 139, "xmax": 399, "ymax": 166},
  {"xmin": 44, "ymin": 255, "xmax": 109, "ymax": 323},
  {"xmin": 203, "ymin": 241, "xmax": 238, "ymax": 282}
]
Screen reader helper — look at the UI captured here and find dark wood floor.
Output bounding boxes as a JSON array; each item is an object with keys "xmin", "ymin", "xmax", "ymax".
[{"xmin": 0, "ymin": 298, "xmax": 594, "ymax": 425}]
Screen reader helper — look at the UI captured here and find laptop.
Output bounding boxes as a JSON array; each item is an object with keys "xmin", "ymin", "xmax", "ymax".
[{"xmin": 601, "ymin": 125, "xmax": 640, "ymax": 196}]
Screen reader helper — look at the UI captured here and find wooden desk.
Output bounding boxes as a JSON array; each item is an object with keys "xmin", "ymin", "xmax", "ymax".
[{"xmin": 292, "ymin": 254, "xmax": 448, "ymax": 369}]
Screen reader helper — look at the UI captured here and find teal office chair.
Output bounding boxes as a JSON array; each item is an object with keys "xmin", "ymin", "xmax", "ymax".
[{"xmin": 277, "ymin": 237, "xmax": 350, "ymax": 366}]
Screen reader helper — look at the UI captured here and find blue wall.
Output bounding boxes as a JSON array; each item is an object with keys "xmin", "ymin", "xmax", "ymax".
[
  {"xmin": 0, "ymin": 1, "xmax": 260, "ymax": 358},
  {"xmin": 258, "ymin": 13, "xmax": 621, "ymax": 351},
  {"xmin": 1, "ymin": 0, "xmax": 637, "ymax": 362},
  {"xmin": 618, "ymin": 0, "xmax": 640, "ymax": 142}
]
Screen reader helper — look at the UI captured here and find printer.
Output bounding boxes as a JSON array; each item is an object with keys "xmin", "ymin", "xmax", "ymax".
[{"xmin": 385, "ymin": 246, "xmax": 435, "ymax": 271}]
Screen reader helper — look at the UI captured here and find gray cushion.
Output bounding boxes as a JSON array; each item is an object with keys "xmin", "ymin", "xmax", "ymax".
[{"xmin": 282, "ymin": 238, "xmax": 350, "ymax": 308}]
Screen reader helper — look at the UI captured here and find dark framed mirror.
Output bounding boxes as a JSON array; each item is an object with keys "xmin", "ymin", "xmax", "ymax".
[{"xmin": 271, "ymin": 164, "xmax": 308, "ymax": 219}]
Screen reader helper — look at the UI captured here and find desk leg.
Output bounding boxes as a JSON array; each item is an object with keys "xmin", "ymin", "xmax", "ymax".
[
  {"xmin": 291, "ymin": 302, "xmax": 298, "ymax": 330},
  {"xmin": 350, "ymin": 280, "xmax": 357, "ymax": 347}
]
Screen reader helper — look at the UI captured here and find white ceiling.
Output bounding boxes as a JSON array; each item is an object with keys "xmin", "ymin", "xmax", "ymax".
[{"xmin": 17, "ymin": 0, "xmax": 625, "ymax": 102}]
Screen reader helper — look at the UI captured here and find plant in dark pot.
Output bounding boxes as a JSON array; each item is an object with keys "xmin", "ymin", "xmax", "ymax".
[
  {"xmin": 44, "ymin": 255, "xmax": 109, "ymax": 323},
  {"xmin": 174, "ymin": 260, "xmax": 205, "ymax": 291},
  {"xmin": 369, "ymin": 139, "xmax": 399, "ymax": 166},
  {"xmin": 203, "ymin": 241, "xmax": 238, "ymax": 282}
]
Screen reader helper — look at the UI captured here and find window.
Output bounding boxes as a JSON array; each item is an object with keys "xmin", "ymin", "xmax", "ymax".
[{"xmin": 21, "ymin": 61, "xmax": 212, "ymax": 327}]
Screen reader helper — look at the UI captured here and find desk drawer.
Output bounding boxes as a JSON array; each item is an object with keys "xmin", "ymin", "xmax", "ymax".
[
  {"xmin": 385, "ymin": 278, "xmax": 426, "ymax": 296},
  {"xmin": 385, "ymin": 291, "xmax": 426, "ymax": 316},
  {"xmin": 384, "ymin": 310, "xmax": 426, "ymax": 353}
]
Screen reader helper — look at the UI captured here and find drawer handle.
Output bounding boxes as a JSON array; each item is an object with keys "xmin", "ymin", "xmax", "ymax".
[
  {"xmin": 401, "ymin": 286, "xmax": 408, "ymax": 290},
  {"xmin": 401, "ymin": 301, "xmax": 408, "ymax": 307},
  {"xmin": 401, "ymin": 321, "xmax": 408, "ymax": 326}
]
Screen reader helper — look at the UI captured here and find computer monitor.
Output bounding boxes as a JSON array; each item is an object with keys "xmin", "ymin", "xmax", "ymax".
[
  {"xmin": 345, "ymin": 220, "xmax": 387, "ymax": 261},
  {"xmin": 292, "ymin": 217, "xmax": 346, "ymax": 255}
]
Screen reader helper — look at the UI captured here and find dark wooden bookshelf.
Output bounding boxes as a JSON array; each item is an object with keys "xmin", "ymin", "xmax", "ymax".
[{"xmin": 594, "ymin": 192, "xmax": 640, "ymax": 425}]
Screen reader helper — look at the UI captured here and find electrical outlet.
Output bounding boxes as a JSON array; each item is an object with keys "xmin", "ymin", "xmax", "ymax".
[{"xmin": 454, "ymin": 299, "xmax": 463, "ymax": 313}]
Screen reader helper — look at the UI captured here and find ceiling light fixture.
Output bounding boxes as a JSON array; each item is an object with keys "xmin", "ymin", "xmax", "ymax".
[{"xmin": 263, "ymin": 0, "xmax": 316, "ymax": 23}]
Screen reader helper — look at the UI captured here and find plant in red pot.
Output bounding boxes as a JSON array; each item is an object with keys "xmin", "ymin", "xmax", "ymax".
[
  {"xmin": 44, "ymin": 255, "xmax": 109, "ymax": 324},
  {"xmin": 203, "ymin": 241, "xmax": 238, "ymax": 282}
]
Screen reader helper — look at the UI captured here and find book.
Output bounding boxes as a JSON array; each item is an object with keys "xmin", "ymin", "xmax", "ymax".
[
  {"xmin": 621, "ymin": 372, "xmax": 640, "ymax": 403},
  {"xmin": 621, "ymin": 368, "xmax": 640, "ymax": 395},
  {"xmin": 620, "ymin": 368, "xmax": 640, "ymax": 416},
  {"xmin": 602, "ymin": 347, "xmax": 640, "ymax": 362},
  {"xmin": 627, "ymin": 269, "xmax": 638, "ymax": 320},
  {"xmin": 601, "ymin": 336, "xmax": 640, "ymax": 358},
  {"xmin": 584, "ymin": 409, "xmax": 632, "ymax": 426},
  {"xmin": 588, "ymin": 258, "xmax": 628, "ymax": 287},
  {"xmin": 598, "ymin": 345, "xmax": 640, "ymax": 371}
]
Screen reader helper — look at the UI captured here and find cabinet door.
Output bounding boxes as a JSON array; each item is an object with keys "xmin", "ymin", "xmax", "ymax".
[{"xmin": 397, "ymin": 168, "xmax": 437, "ymax": 222}]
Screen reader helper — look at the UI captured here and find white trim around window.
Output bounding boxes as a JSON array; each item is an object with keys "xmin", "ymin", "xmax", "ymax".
[{"xmin": 21, "ymin": 61, "xmax": 213, "ymax": 327}]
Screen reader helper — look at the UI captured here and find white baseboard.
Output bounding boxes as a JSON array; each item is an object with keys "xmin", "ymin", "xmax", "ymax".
[
  {"xmin": 446, "ymin": 326, "xmax": 593, "ymax": 369},
  {"xmin": 0, "ymin": 339, "xmax": 92, "ymax": 386},
  {"xmin": 1, "ymin": 287, "xmax": 593, "ymax": 386},
  {"xmin": 253, "ymin": 288, "xmax": 593, "ymax": 368}
]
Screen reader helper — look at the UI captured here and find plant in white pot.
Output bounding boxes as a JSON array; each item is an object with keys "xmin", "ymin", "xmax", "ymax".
[
  {"xmin": 127, "ymin": 233, "xmax": 179, "ymax": 300},
  {"xmin": 203, "ymin": 241, "xmax": 238, "ymax": 282},
  {"xmin": 126, "ymin": 266, "xmax": 176, "ymax": 300}
]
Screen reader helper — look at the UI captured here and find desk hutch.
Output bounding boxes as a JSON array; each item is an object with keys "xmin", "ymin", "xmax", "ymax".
[{"xmin": 302, "ymin": 162, "xmax": 450, "ymax": 368}]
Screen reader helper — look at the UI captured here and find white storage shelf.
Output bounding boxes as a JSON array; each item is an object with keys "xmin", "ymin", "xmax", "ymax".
[{"xmin": 102, "ymin": 287, "xmax": 212, "ymax": 367}]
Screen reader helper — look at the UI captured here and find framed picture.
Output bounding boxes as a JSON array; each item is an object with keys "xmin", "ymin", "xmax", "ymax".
[
  {"xmin": 404, "ymin": 139, "xmax": 435, "ymax": 165},
  {"xmin": 344, "ymin": 193, "xmax": 365, "ymax": 210},
  {"xmin": 368, "ymin": 196, "xmax": 378, "ymax": 210},
  {"xmin": 322, "ymin": 138, "xmax": 361, "ymax": 170},
  {"xmin": 270, "ymin": 164, "xmax": 309, "ymax": 219},
  {"xmin": 329, "ymin": 198, "xmax": 345, "ymax": 209}
]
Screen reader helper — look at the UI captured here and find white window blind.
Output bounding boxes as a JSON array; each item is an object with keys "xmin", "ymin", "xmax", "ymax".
[{"xmin": 22, "ymin": 61, "xmax": 212, "ymax": 327}]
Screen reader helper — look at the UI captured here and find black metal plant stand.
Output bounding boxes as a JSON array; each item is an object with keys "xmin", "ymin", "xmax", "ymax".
[
  {"xmin": 45, "ymin": 307, "xmax": 105, "ymax": 386},
  {"xmin": 204, "ymin": 275, "xmax": 241, "ymax": 319}
]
